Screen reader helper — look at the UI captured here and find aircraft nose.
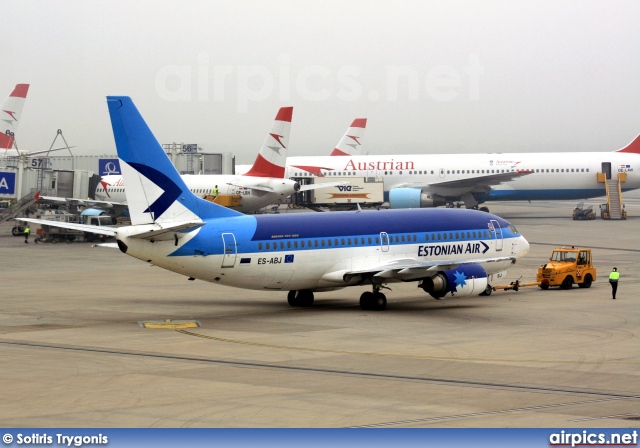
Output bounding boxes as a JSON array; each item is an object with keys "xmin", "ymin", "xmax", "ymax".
[{"xmin": 519, "ymin": 235, "xmax": 530, "ymax": 257}]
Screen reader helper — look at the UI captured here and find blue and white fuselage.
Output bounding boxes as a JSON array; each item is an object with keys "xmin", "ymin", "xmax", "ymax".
[{"xmin": 117, "ymin": 207, "xmax": 528, "ymax": 295}]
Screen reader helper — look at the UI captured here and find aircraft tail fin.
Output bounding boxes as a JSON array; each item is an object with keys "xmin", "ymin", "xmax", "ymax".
[
  {"xmin": 616, "ymin": 134, "xmax": 640, "ymax": 154},
  {"xmin": 330, "ymin": 118, "xmax": 367, "ymax": 156},
  {"xmin": 0, "ymin": 84, "xmax": 29, "ymax": 149},
  {"xmin": 244, "ymin": 107, "xmax": 293, "ymax": 178},
  {"xmin": 106, "ymin": 96, "xmax": 243, "ymax": 225}
]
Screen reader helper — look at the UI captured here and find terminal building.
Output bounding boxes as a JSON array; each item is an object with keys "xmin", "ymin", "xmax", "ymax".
[{"xmin": 0, "ymin": 143, "xmax": 234, "ymax": 202}]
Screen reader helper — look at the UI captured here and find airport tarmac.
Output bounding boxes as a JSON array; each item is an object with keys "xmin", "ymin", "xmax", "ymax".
[{"xmin": 0, "ymin": 201, "xmax": 638, "ymax": 428}]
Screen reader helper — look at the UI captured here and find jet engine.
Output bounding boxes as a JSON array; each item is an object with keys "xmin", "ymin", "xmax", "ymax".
[
  {"xmin": 389, "ymin": 188, "xmax": 446, "ymax": 209},
  {"xmin": 419, "ymin": 264, "xmax": 488, "ymax": 299}
]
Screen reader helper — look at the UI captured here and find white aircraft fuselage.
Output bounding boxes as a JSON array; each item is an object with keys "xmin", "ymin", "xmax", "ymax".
[
  {"xmin": 286, "ymin": 149, "xmax": 640, "ymax": 206},
  {"xmin": 97, "ymin": 174, "xmax": 300, "ymax": 213}
]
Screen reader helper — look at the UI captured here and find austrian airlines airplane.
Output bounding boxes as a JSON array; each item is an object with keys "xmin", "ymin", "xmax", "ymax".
[
  {"xmin": 234, "ymin": 117, "xmax": 368, "ymax": 174},
  {"xmin": 19, "ymin": 96, "xmax": 530, "ymax": 310},
  {"xmin": 0, "ymin": 84, "xmax": 29, "ymax": 154},
  {"xmin": 95, "ymin": 107, "xmax": 344, "ymax": 213},
  {"xmin": 286, "ymin": 136, "xmax": 640, "ymax": 210}
]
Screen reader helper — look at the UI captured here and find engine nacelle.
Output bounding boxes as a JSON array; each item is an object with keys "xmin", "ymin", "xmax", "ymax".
[
  {"xmin": 419, "ymin": 264, "xmax": 488, "ymax": 299},
  {"xmin": 389, "ymin": 188, "xmax": 446, "ymax": 209}
]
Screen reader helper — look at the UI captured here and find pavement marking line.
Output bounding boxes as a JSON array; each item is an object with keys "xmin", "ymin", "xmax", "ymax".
[
  {"xmin": 353, "ymin": 396, "xmax": 640, "ymax": 428},
  {"xmin": 141, "ymin": 319, "xmax": 200, "ymax": 329},
  {"xmin": 175, "ymin": 329, "xmax": 639, "ymax": 365}
]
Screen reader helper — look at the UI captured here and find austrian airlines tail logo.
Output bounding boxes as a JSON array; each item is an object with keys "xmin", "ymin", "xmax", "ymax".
[
  {"xmin": 3, "ymin": 110, "xmax": 17, "ymax": 125},
  {"xmin": 346, "ymin": 135, "xmax": 361, "ymax": 145},
  {"xmin": 268, "ymin": 133, "xmax": 286, "ymax": 155},
  {"xmin": 99, "ymin": 179, "xmax": 112, "ymax": 198},
  {"xmin": 269, "ymin": 133, "xmax": 286, "ymax": 148}
]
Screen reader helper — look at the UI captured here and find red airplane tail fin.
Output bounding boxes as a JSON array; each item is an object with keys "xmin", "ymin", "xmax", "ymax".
[{"xmin": 616, "ymin": 134, "xmax": 640, "ymax": 153}]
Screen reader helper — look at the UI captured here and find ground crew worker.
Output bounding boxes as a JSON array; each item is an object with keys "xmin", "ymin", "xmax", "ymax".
[
  {"xmin": 212, "ymin": 185, "xmax": 219, "ymax": 197},
  {"xmin": 24, "ymin": 225, "xmax": 30, "ymax": 244},
  {"xmin": 609, "ymin": 267, "xmax": 619, "ymax": 299}
]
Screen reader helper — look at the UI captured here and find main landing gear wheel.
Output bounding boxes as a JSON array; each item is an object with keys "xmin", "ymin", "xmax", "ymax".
[
  {"xmin": 479, "ymin": 206, "xmax": 490, "ymax": 213},
  {"xmin": 360, "ymin": 291, "xmax": 387, "ymax": 311},
  {"xmin": 287, "ymin": 290, "xmax": 314, "ymax": 307}
]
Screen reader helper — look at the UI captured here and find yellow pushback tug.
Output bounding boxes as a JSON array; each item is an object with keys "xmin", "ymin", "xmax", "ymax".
[
  {"xmin": 493, "ymin": 247, "xmax": 596, "ymax": 292},
  {"xmin": 536, "ymin": 247, "xmax": 596, "ymax": 290}
]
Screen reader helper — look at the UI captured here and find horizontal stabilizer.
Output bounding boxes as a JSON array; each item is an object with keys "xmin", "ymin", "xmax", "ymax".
[
  {"xmin": 91, "ymin": 242, "xmax": 119, "ymax": 249},
  {"xmin": 128, "ymin": 221, "xmax": 205, "ymax": 240},
  {"xmin": 230, "ymin": 182, "xmax": 274, "ymax": 193}
]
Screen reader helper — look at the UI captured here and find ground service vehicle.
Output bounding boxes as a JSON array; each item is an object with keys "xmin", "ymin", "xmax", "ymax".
[
  {"xmin": 572, "ymin": 202, "xmax": 595, "ymax": 220},
  {"xmin": 82, "ymin": 215, "xmax": 116, "ymax": 242},
  {"xmin": 600, "ymin": 203, "xmax": 627, "ymax": 220},
  {"xmin": 536, "ymin": 247, "xmax": 596, "ymax": 290}
]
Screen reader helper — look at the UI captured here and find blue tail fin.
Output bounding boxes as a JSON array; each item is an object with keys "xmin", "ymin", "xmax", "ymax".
[{"xmin": 107, "ymin": 96, "xmax": 242, "ymax": 224}]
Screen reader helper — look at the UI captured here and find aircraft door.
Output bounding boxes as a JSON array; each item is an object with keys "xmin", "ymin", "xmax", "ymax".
[
  {"xmin": 601, "ymin": 162, "xmax": 612, "ymax": 180},
  {"xmin": 439, "ymin": 168, "xmax": 445, "ymax": 179},
  {"xmin": 380, "ymin": 232, "xmax": 389, "ymax": 252},
  {"xmin": 489, "ymin": 219, "xmax": 503, "ymax": 251},
  {"xmin": 221, "ymin": 233, "xmax": 237, "ymax": 268}
]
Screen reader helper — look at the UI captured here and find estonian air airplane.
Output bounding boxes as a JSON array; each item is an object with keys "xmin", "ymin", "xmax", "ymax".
[
  {"xmin": 19, "ymin": 96, "xmax": 530, "ymax": 311},
  {"xmin": 285, "ymin": 135, "xmax": 640, "ymax": 211},
  {"xmin": 94, "ymin": 107, "xmax": 343, "ymax": 213}
]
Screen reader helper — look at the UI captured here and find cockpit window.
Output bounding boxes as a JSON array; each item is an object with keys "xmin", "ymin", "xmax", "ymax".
[{"xmin": 509, "ymin": 225, "xmax": 518, "ymax": 235}]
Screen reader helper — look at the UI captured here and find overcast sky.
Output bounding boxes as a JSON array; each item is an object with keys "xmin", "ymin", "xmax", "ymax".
[{"xmin": 3, "ymin": 0, "xmax": 640, "ymax": 163}]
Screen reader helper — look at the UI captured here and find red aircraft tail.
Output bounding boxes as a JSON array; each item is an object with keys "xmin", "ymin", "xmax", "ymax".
[{"xmin": 616, "ymin": 134, "xmax": 640, "ymax": 153}]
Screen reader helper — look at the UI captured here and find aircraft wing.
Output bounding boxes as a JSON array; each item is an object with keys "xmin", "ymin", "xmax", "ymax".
[
  {"xmin": 39, "ymin": 195, "xmax": 124, "ymax": 210},
  {"xmin": 16, "ymin": 217, "xmax": 117, "ymax": 236},
  {"xmin": 321, "ymin": 256, "xmax": 516, "ymax": 283},
  {"xmin": 298, "ymin": 181, "xmax": 349, "ymax": 192},
  {"xmin": 394, "ymin": 170, "xmax": 533, "ymax": 193}
]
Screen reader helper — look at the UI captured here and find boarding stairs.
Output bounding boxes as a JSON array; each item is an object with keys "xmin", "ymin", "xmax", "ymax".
[
  {"xmin": 605, "ymin": 179, "xmax": 622, "ymax": 219},
  {"xmin": 0, "ymin": 192, "xmax": 38, "ymax": 224},
  {"xmin": 598, "ymin": 172, "xmax": 626, "ymax": 220}
]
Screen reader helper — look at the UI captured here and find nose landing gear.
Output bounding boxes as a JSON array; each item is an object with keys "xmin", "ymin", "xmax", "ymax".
[{"xmin": 287, "ymin": 290, "xmax": 314, "ymax": 307}]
